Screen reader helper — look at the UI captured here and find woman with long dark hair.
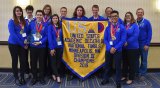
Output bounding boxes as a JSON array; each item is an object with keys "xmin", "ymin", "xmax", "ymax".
[
  {"xmin": 48, "ymin": 14, "xmax": 63, "ymax": 83},
  {"xmin": 8, "ymin": 6, "xmax": 28, "ymax": 86}
]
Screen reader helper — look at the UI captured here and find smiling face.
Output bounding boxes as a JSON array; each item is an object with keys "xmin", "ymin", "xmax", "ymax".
[
  {"xmin": 92, "ymin": 7, "xmax": 99, "ymax": 16},
  {"xmin": 52, "ymin": 16, "xmax": 59, "ymax": 25},
  {"xmin": 136, "ymin": 9, "xmax": 144, "ymax": 19},
  {"xmin": 125, "ymin": 13, "xmax": 132, "ymax": 23},
  {"xmin": 111, "ymin": 13, "xmax": 119, "ymax": 23},
  {"xmin": 105, "ymin": 8, "xmax": 113, "ymax": 17},
  {"xmin": 60, "ymin": 8, "xmax": 67, "ymax": 17},
  {"xmin": 44, "ymin": 7, "xmax": 51, "ymax": 15},
  {"xmin": 36, "ymin": 12, "xmax": 43, "ymax": 22},
  {"xmin": 15, "ymin": 8, "xmax": 22, "ymax": 17},
  {"xmin": 26, "ymin": 10, "xmax": 33, "ymax": 16}
]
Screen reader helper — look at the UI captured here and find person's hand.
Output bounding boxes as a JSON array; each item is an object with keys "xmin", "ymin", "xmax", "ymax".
[
  {"xmin": 24, "ymin": 39, "xmax": 29, "ymax": 44},
  {"xmin": 32, "ymin": 42, "xmax": 41, "ymax": 46},
  {"xmin": 50, "ymin": 49, "xmax": 56, "ymax": 56},
  {"xmin": 144, "ymin": 45, "xmax": 149, "ymax": 51},
  {"xmin": 124, "ymin": 42, "xmax": 128, "ymax": 46},
  {"xmin": 24, "ymin": 45, "xmax": 28, "ymax": 49},
  {"xmin": 110, "ymin": 47, "xmax": 116, "ymax": 54}
]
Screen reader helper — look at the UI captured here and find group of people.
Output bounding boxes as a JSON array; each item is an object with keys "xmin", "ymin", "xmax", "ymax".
[{"xmin": 8, "ymin": 4, "xmax": 152, "ymax": 88}]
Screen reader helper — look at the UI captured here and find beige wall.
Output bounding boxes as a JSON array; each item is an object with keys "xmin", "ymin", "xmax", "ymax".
[
  {"xmin": 0, "ymin": 45, "xmax": 160, "ymax": 68},
  {"xmin": 0, "ymin": 0, "xmax": 160, "ymax": 42}
]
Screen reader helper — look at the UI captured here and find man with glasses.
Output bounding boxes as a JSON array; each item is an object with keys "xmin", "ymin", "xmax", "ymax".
[{"xmin": 101, "ymin": 10, "xmax": 126, "ymax": 88}]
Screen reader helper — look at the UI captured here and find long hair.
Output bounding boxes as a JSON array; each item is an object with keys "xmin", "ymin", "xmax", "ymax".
[
  {"xmin": 73, "ymin": 5, "xmax": 85, "ymax": 17},
  {"xmin": 13, "ymin": 6, "xmax": 26, "ymax": 26},
  {"xmin": 124, "ymin": 11, "xmax": 135, "ymax": 24},
  {"xmin": 43, "ymin": 4, "xmax": 52, "ymax": 16},
  {"xmin": 51, "ymin": 14, "xmax": 61, "ymax": 29}
]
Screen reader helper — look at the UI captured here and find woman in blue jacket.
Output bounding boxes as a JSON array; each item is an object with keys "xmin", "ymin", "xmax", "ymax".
[
  {"xmin": 8, "ymin": 6, "xmax": 28, "ymax": 86},
  {"xmin": 121, "ymin": 12, "xmax": 139, "ymax": 84},
  {"xmin": 48, "ymin": 14, "xmax": 63, "ymax": 83}
]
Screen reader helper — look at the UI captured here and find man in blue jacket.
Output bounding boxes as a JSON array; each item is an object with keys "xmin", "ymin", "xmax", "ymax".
[
  {"xmin": 101, "ymin": 10, "xmax": 126, "ymax": 88},
  {"xmin": 136, "ymin": 8, "xmax": 152, "ymax": 80}
]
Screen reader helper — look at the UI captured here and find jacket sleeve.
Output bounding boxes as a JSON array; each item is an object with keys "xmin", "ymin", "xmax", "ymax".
[
  {"xmin": 114, "ymin": 26, "xmax": 126, "ymax": 50},
  {"xmin": 8, "ymin": 20, "xmax": 24, "ymax": 47},
  {"xmin": 104, "ymin": 26, "xmax": 112, "ymax": 51},
  {"xmin": 146, "ymin": 20, "xmax": 152, "ymax": 46}
]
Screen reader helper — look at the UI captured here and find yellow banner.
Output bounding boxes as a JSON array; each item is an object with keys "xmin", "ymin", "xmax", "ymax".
[{"xmin": 62, "ymin": 20, "xmax": 108, "ymax": 79}]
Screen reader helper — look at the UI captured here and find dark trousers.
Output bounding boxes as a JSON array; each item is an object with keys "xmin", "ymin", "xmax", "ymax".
[
  {"xmin": 8, "ymin": 44, "xmax": 27, "ymax": 79},
  {"xmin": 122, "ymin": 49, "xmax": 139, "ymax": 80},
  {"xmin": 30, "ymin": 47, "xmax": 46, "ymax": 79},
  {"xmin": 103, "ymin": 51, "xmax": 122, "ymax": 84},
  {"xmin": 50, "ymin": 48, "xmax": 63, "ymax": 77},
  {"xmin": 45, "ymin": 48, "xmax": 52, "ymax": 77},
  {"xmin": 24, "ymin": 49, "xmax": 30, "ymax": 74}
]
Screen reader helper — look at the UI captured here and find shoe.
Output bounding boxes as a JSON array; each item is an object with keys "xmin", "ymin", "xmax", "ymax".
[
  {"xmin": 121, "ymin": 77, "xmax": 126, "ymax": 81},
  {"xmin": 25, "ymin": 73, "xmax": 31, "ymax": 79},
  {"xmin": 140, "ymin": 76, "xmax": 145, "ymax": 81},
  {"xmin": 40, "ymin": 79, "xmax": 46, "ymax": 85},
  {"xmin": 14, "ymin": 78, "xmax": 22, "ymax": 86},
  {"xmin": 30, "ymin": 79, "xmax": 37, "ymax": 85},
  {"xmin": 116, "ymin": 83, "xmax": 121, "ymax": 88},
  {"xmin": 57, "ymin": 77, "xmax": 61, "ymax": 84},
  {"xmin": 19, "ymin": 78, "xmax": 26, "ymax": 85},
  {"xmin": 52, "ymin": 75, "xmax": 56, "ymax": 81},
  {"xmin": 101, "ymin": 80, "xmax": 109, "ymax": 85},
  {"xmin": 126, "ymin": 80, "xmax": 133, "ymax": 85}
]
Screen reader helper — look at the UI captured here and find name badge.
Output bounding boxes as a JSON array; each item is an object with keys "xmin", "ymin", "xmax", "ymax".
[
  {"xmin": 22, "ymin": 33, "xmax": 26, "ymax": 37},
  {"xmin": 57, "ymin": 41, "xmax": 62, "ymax": 45},
  {"xmin": 33, "ymin": 34, "xmax": 40, "ymax": 41},
  {"xmin": 110, "ymin": 41, "xmax": 113, "ymax": 45}
]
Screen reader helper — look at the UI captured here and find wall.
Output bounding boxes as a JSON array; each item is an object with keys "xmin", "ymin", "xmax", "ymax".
[{"xmin": 0, "ymin": 0, "xmax": 160, "ymax": 42}]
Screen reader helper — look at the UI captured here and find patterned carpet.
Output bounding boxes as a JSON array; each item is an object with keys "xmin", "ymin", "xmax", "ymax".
[{"xmin": 0, "ymin": 72, "xmax": 160, "ymax": 88}]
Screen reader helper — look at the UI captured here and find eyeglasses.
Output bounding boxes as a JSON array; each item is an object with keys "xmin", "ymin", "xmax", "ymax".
[{"xmin": 111, "ymin": 15, "xmax": 118, "ymax": 18}]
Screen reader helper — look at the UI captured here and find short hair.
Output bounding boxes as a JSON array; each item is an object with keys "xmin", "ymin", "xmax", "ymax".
[
  {"xmin": 111, "ymin": 10, "xmax": 119, "ymax": 16},
  {"xmin": 124, "ymin": 11, "xmax": 135, "ymax": 24},
  {"xmin": 25, "ymin": 5, "xmax": 34, "ymax": 12},
  {"xmin": 92, "ymin": 5, "xmax": 99, "ymax": 10},
  {"xmin": 60, "ymin": 7, "xmax": 67, "ymax": 11},
  {"xmin": 73, "ymin": 5, "xmax": 86, "ymax": 17},
  {"xmin": 136, "ymin": 8, "xmax": 144, "ymax": 13},
  {"xmin": 35, "ymin": 10, "xmax": 44, "ymax": 16},
  {"xmin": 105, "ymin": 7, "xmax": 113, "ymax": 11},
  {"xmin": 42, "ymin": 4, "xmax": 52, "ymax": 16}
]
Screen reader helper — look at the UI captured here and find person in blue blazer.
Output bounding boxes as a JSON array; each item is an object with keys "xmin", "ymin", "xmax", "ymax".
[
  {"xmin": 101, "ymin": 10, "xmax": 126, "ymax": 88},
  {"xmin": 71, "ymin": 5, "xmax": 88, "ymax": 20},
  {"xmin": 136, "ymin": 8, "xmax": 152, "ymax": 80},
  {"xmin": 88, "ymin": 5, "xmax": 105, "ymax": 21},
  {"xmin": 8, "ymin": 6, "xmax": 29, "ymax": 86},
  {"xmin": 121, "ymin": 12, "xmax": 139, "ymax": 85},
  {"xmin": 28, "ymin": 10, "xmax": 47, "ymax": 85},
  {"xmin": 42, "ymin": 4, "xmax": 52, "ymax": 25},
  {"xmin": 48, "ymin": 14, "xmax": 63, "ymax": 84}
]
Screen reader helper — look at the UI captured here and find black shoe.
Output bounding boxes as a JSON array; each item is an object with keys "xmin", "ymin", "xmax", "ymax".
[
  {"xmin": 67, "ymin": 75, "xmax": 74, "ymax": 81},
  {"xmin": 40, "ymin": 79, "xmax": 46, "ymax": 85},
  {"xmin": 14, "ymin": 78, "xmax": 22, "ymax": 86},
  {"xmin": 116, "ymin": 83, "xmax": 121, "ymax": 88},
  {"xmin": 101, "ymin": 80, "xmax": 109, "ymax": 85},
  {"xmin": 19, "ymin": 78, "xmax": 26, "ymax": 85},
  {"xmin": 30, "ymin": 79, "xmax": 37, "ymax": 85}
]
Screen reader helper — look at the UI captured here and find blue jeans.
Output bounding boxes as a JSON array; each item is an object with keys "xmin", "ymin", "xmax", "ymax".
[{"xmin": 138, "ymin": 46, "xmax": 149, "ymax": 76}]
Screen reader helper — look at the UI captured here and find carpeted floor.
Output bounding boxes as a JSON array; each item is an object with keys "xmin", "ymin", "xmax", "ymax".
[{"xmin": 0, "ymin": 72, "xmax": 160, "ymax": 88}]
